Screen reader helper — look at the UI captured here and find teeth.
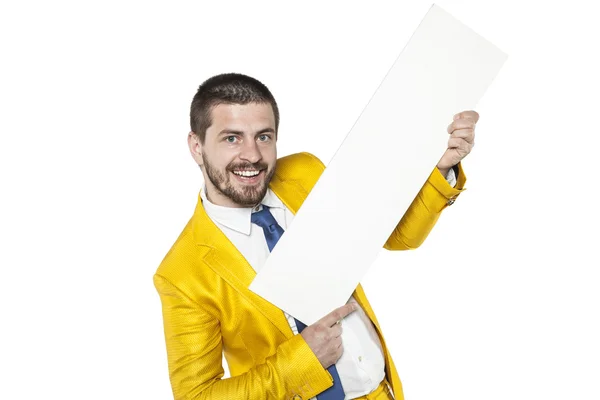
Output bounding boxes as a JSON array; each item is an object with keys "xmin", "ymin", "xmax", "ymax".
[{"xmin": 233, "ymin": 170, "xmax": 260, "ymax": 177}]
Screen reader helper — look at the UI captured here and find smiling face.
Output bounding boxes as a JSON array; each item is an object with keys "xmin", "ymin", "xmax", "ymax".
[{"xmin": 189, "ymin": 102, "xmax": 277, "ymax": 208}]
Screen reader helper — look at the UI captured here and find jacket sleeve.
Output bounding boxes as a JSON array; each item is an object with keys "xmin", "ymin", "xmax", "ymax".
[
  {"xmin": 299, "ymin": 151, "xmax": 467, "ymax": 251},
  {"xmin": 383, "ymin": 162, "xmax": 467, "ymax": 250},
  {"xmin": 153, "ymin": 274, "xmax": 333, "ymax": 400}
]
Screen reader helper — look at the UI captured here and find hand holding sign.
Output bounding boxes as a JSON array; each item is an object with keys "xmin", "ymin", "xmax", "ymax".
[{"xmin": 437, "ymin": 110, "xmax": 479, "ymax": 172}]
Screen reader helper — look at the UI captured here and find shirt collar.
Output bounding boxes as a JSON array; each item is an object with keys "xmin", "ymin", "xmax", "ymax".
[{"xmin": 200, "ymin": 185, "xmax": 286, "ymax": 235}]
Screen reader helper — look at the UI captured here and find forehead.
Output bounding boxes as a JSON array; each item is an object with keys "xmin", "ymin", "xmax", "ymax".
[{"xmin": 209, "ymin": 102, "xmax": 275, "ymax": 131}]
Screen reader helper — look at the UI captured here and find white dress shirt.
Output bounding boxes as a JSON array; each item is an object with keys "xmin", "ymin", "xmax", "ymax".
[{"xmin": 200, "ymin": 167, "xmax": 456, "ymax": 399}]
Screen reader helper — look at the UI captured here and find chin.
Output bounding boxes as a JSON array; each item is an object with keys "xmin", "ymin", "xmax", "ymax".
[{"xmin": 224, "ymin": 184, "xmax": 265, "ymax": 206}]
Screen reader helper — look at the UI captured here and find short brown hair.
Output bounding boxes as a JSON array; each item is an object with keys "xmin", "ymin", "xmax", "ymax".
[{"xmin": 190, "ymin": 73, "xmax": 280, "ymax": 143}]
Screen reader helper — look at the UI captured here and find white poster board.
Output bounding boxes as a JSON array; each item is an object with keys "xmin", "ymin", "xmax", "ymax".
[{"xmin": 249, "ymin": 4, "xmax": 508, "ymax": 325}]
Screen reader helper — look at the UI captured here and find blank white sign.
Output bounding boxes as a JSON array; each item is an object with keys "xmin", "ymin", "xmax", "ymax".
[{"xmin": 249, "ymin": 4, "xmax": 508, "ymax": 325}]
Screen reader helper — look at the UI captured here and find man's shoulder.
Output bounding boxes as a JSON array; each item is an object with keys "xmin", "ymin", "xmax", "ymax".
[
  {"xmin": 274, "ymin": 152, "xmax": 326, "ymax": 189},
  {"xmin": 275, "ymin": 152, "xmax": 325, "ymax": 173},
  {"xmin": 153, "ymin": 215, "xmax": 209, "ymax": 284}
]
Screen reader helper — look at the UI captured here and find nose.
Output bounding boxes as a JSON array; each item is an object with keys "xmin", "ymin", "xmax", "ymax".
[{"xmin": 239, "ymin": 138, "xmax": 262, "ymax": 164}]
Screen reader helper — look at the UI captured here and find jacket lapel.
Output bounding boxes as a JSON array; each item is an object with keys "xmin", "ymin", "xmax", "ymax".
[
  {"xmin": 191, "ymin": 178, "xmax": 305, "ymax": 339},
  {"xmin": 203, "ymin": 246, "xmax": 295, "ymax": 338}
]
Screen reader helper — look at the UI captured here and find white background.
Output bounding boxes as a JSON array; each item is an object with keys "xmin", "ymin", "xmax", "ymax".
[{"xmin": 0, "ymin": 0, "xmax": 598, "ymax": 399}]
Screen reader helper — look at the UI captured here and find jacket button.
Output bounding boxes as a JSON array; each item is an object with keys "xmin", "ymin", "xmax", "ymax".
[
  {"xmin": 291, "ymin": 395, "xmax": 303, "ymax": 400},
  {"xmin": 447, "ymin": 195, "xmax": 458, "ymax": 206}
]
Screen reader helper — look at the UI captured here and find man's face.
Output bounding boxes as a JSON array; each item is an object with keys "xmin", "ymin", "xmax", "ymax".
[{"xmin": 190, "ymin": 102, "xmax": 277, "ymax": 208}]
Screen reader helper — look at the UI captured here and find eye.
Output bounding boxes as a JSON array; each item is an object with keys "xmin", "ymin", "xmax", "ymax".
[
  {"xmin": 225, "ymin": 136, "xmax": 238, "ymax": 143},
  {"xmin": 258, "ymin": 134, "xmax": 271, "ymax": 142}
]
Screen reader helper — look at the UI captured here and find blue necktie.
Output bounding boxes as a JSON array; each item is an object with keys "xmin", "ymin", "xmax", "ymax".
[{"xmin": 251, "ymin": 205, "xmax": 346, "ymax": 400}]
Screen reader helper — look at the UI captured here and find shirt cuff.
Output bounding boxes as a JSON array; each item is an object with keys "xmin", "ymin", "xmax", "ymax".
[{"xmin": 445, "ymin": 167, "xmax": 457, "ymax": 188}]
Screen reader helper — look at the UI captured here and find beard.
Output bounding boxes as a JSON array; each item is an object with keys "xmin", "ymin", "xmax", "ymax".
[{"xmin": 202, "ymin": 151, "xmax": 275, "ymax": 207}]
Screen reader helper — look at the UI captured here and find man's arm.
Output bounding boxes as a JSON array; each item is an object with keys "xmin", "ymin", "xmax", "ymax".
[
  {"xmin": 153, "ymin": 274, "xmax": 333, "ymax": 400},
  {"xmin": 384, "ymin": 109, "xmax": 476, "ymax": 250},
  {"xmin": 299, "ymin": 151, "xmax": 465, "ymax": 251},
  {"xmin": 383, "ymin": 162, "xmax": 466, "ymax": 250}
]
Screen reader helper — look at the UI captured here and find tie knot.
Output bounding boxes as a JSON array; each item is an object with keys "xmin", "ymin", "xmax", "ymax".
[
  {"xmin": 251, "ymin": 205, "xmax": 285, "ymax": 253},
  {"xmin": 251, "ymin": 205, "xmax": 277, "ymax": 229}
]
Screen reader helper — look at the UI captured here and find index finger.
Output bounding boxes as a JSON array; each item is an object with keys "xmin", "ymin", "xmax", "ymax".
[
  {"xmin": 453, "ymin": 110, "xmax": 479, "ymax": 123},
  {"xmin": 320, "ymin": 303, "xmax": 358, "ymax": 327}
]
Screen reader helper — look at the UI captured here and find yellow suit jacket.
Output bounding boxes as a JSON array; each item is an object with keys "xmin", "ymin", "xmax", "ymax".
[{"xmin": 154, "ymin": 152, "xmax": 466, "ymax": 400}]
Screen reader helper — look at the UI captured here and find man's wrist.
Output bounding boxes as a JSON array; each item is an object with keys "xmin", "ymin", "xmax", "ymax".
[{"xmin": 437, "ymin": 166, "xmax": 451, "ymax": 179}]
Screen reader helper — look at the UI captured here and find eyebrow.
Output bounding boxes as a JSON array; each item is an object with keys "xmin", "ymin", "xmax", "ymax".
[{"xmin": 218, "ymin": 128, "xmax": 275, "ymax": 136}]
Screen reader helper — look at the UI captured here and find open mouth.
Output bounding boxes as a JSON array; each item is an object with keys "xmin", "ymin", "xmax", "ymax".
[{"xmin": 230, "ymin": 169, "xmax": 264, "ymax": 183}]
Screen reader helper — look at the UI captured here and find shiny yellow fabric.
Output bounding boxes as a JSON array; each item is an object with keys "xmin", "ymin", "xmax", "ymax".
[
  {"xmin": 154, "ymin": 152, "xmax": 466, "ymax": 400},
  {"xmin": 353, "ymin": 379, "xmax": 394, "ymax": 400}
]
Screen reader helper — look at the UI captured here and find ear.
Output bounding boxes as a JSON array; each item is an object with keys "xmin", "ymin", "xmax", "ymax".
[{"xmin": 188, "ymin": 131, "xmax": 204, "ymax": 166}]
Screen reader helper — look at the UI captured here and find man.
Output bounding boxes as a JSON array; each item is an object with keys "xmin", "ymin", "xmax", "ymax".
[{"xmin": 154, "ymin": 73, "xmax": 476, "ymax": 400}]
